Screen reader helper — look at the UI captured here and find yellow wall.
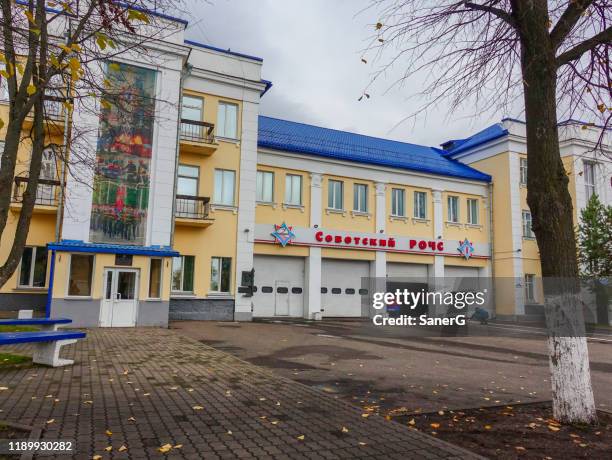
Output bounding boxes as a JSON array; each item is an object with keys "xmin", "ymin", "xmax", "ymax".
[{"xmin": 51, "ymin": 252, "xmax": 171, "ymax": 301}]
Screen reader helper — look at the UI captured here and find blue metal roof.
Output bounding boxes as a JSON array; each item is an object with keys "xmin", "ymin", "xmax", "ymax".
[
  {"xmin": 257, "ymin": 116, "xmax": 491, "ymax": 182},
  {"xmin": 443, "ymin": 123, "xmax": 509, "ymax": 157},
  {"xmin": 48, "ymin": 240, "xmax": 179, "ymax": 257},
  {"xmin": 185, "ymin": 39, "xmax": 264, "ymax": 62}
]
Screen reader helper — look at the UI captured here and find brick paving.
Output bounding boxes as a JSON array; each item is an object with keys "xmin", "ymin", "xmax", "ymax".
[{"xmin": 0, "ymin": 329, "xmax": 480, "ymax": 459}]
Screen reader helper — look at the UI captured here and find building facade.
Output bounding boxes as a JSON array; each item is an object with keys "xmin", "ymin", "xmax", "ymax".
[{"xmin": 0, "ymin": 12, "xmax": 609, "ymax": 326}]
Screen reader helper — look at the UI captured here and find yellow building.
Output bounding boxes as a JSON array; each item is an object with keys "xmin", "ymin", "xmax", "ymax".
[{"xmin": 442, "ymin": 118, "xmax": 612, "ymax": 320}]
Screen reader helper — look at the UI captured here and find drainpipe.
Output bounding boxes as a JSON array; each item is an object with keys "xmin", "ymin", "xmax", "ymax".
[
  {"xmin": 487, "ymin": 181, "xmax": 495, "ymax": 317},
  {"xmin": 45, "ymin": 250, "xmax": 56, "ymax": 318}
]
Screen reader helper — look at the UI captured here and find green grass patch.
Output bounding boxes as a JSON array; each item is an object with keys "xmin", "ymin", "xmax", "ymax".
[
  {"xmin": 0, "ymin": 352, "xmax": 31, "ymax": 367},
  {"xmin": 0, "ymin": 325, "xmax": 38, "ymax": 332}
]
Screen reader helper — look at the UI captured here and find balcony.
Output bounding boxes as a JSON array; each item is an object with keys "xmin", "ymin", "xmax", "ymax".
[
  {"xmin": 179, "ymin": 119, "xmax": 219, "ymax": 155},
  {"xmin": 11, "ymin": 177, "xmax": 61, "ymax": 214},
  {"xmin": 23, "ymin": 96, "xmax": 66, "ymax": 134},
  {"xmin": 175, "ymin": 195, "xmax": 214, "ymax": 227}
]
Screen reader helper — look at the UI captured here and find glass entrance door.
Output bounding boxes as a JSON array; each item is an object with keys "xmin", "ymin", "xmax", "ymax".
[{"xmin": 100, "ymin": 268, "xmax": 139, "ymax": 327}]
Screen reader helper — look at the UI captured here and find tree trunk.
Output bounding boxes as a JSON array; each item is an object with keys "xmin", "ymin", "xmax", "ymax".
[{"xmin": 516, "ymin": 0, "xmax": 597, "ymax": 424}]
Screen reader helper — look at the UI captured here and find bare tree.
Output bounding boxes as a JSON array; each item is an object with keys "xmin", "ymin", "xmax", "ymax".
[
  {"xmin": 0, "ymin": 0, "xmax": 185, "ymax": 288},
  {"xmin": 363, "ymin": 0, "xmax": 611, "ymax": 423}
]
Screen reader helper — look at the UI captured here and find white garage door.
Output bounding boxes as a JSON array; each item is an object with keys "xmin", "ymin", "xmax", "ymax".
[
  {"xmin": 387, "ymin": 262, "xmax": 429, "ymax": 280},
  {"xmin": 445, "ymin": 266, "xmax": 480, "ymax": 278},
  {"xmin": 444, "ymin": 266, "xmax": 480, "ymax": 292},
  {"xmin": 321, "ymin": 259, "xmax": 370, "ymax": 317},
  {"xmin": 253, "ymin": 255, "xmax": 305, "ymax": 318}
]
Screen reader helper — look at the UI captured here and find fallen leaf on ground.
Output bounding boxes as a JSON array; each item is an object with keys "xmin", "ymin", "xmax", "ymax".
[
  {"xmin": 341, "ymin": 426, "xmax": 349, "ymax": 433},
  {"xmin": 192, "ymin": 405, "xmax": 204, "ymax": 410},
  {"xmin": 297, "ymin": 435, "xmax": 305, "ymax": 441},
  {"xmin": 118, "ymin": 446, "xmax": 127, "ymax": 452},
  {"xmin": 92, "ymin": 456, "xmax": 102, "ymax": 460},
  {"xmin": 46, "ymin": 419, "xmax": 55, "ymax": 424},
  {"xmin": 104, "ymin": 446, "xmax": 112, "ymax": 452},
  {"xmin": 484, "ymin": 425, "xmax": 492, "ymax": 430},
  {"xmin": 105, "ymin": 430, "xmax": 112, "ymax": 436},
  {"xmin": 158, "ymin": 444, "xmax": 172, "ymax": 453},
  {"xmin": 128, "ymin": 417, "xmax": 136, "ymax": 422},
  {"xmin": 430, "ymin": 423, "xmax": 440, "ymax": 429},
  {"xmin": 174, "ymin": 444, "xmax": 183, "ymax": 449},
  {"xmin": 408, "ymin": 419, "xmax": 416, "ymax": 426},
  {"xmin": 515, "ymin": 446, "xmax": 526, "ymax": 452},
  {"xmin": 358, "ymin": 442, "xmax": 367, "ymax": 446},
  {"xmin": 547, "ymin": 425, "xmax": 560, "ymax": 432},
  {"xmin": 361, "ymin": 413, "xmax": 370, "ymax": 418}
]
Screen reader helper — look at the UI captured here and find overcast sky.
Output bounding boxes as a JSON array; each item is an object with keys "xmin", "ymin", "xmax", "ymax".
[{"xmin": 182, "ymin": 0, "xmax": 519, "ymax": 147}]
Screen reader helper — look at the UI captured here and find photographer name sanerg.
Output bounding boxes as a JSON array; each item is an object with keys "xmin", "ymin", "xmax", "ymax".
[{"xmin": 0, "ymin": 12, "xmax": 610, "ymax": 327}]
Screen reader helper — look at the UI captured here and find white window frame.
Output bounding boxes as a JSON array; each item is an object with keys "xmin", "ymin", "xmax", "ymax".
[
  {"xmin": 18, "ymin": 246, "xmax": 48, "ymax": 288},
  {"xmin": 583, "ymin": 160, "xmax": 596, "ymax": 201},
  {"xmin": 181, "ymin": 95, "xmax": 203, "ymax": 121},
  {"xmin": 524, "ymin": 274, "xmax": 535, "ymax": 302},
  {"xmin": 171, "ymin": 255, "xmax": 195, "ymax": 294},
  {"xmin": 328, "ymin": 179, "xmax": 344, "ymax": 210},
  {"xmin": 447, "ymin": 196, "xmax": 459, "ymax": 223},
  {"xmin": 217, "ymin": 101, "xmax": 239, "ymax": 140},
  {"xmin": 519, "ymin": 158, "xmax": 528, "ymax": 186},
  {"xmin": 213, "ymin": 169, "xmax": 235, "ymax": 206},
  {"xmin": 391, "ymin": 188, "xmax": 405, "ymax": 217},
  {"xmin": 284, "ymin": 174, "xmax": 302, "ymax": 206},
  {"xmin": 0, "ymin": 63, "xmax": 8, "ymax": 101},
  {"xmin": 148, "ymin": 257, "xmax": 163, "ymax": 300},
  {"xmin": 467, "ymin": 198, "xmax": 479, "ymax": 225},
  {"xmin": 353, "ymin": 183, "xmax": 368, "ymax": 213},
  {"xmin": 256, "ymin": 170, "xmax": 274, "ymax": 203},
  {"xmin": 210, "ymin": 256, "xmax": 232, "ymax": 294},
  {"xmin": 522, "ymin": 210, "xmax": 535, "ymax": 238},
  {"xmin": 413, "ymin": 191, "xmax": 427, "ymax": 219}
]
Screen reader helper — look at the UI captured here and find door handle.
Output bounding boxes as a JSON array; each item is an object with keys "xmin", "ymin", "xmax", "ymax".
[{"xmin": 116, "ymin": 293, "xmax": 122, "ymax": 300}]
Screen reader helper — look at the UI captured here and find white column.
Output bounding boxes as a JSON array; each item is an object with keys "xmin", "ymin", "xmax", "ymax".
[
  {"xmin": 374, "ymin": 182, "xmax": 387, "ymax": 279},
  {"xmin": 234, "ymin": 101, "xmax": 259, "ymax": 321},
  {"xmin": 509, "ymin": 153, "xmax": 525, "ymax": 315},
  {"xmin": 432, "ymin": 189, "xmax": 445, "ymax": 278},
  {"xmin": 305, "ymin": 173, "xmax": 323, "ymax": 319}
]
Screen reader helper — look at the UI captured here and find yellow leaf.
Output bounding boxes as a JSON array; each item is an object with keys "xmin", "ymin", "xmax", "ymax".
[
  {"xmin": 158, "ymin": 443, "xmax": 172, "ymax": 453},
  {"xmin": 361, "ymin": 413, "xmax": 370, "ymax": 418},
  {"xmin": 174, "ymin": 444, "xmax": 183, "ymax": 449},
  {"xmin": 104, "ymin": 446, "xmax": 112, "ymax": 452},
  {"xmin": 192, "ymin": 405, "xmax": 204, "ymax": 410},
  {"xmin": 92, "ymin": 456, "xmax": 102, "ymax": 460},
  {"xmin": 27, "ymin": 84, "xmax": 36, "ymax": 95},
  {"xmin": 118, "ymin": 445, "xmax": 127, "ymax": 452},
  {"xmin": 341, "ymin": 426, "xmax": 349, "ymax": 433},
  {"xmin": 515, "ymin": 446, "xmax": 526, "ymax": 451},
  {"xmin": 484, "ymin": 425, "xmax": 492, "ymax": 430},
  {"xmin": 297, "ymin": 435, "xmax": 305, "ymax": 441},
  {"xmin": 430, "ymin": 423, "xmax": 440, "ymax": 429},
  {"xmin": 59, "ymin": 44, "xmax": 72, "ymax": 53},
  {"xmin": 71, "ymin": 44, "xmax": 82, "ymax": 52},
  {"xmin": 109, "ymin": 62, "xmax": 121, "ymax": 72},
  {"xmin": 547, "ymin": 425, "xmax": 560, "ymax": 432},
  {"xmin": 105, "ymin": 430, "xmax": 112, "ymax": 436},
  {"xmin": 408, "ymin": 419, "xmax": 415, "ymax": 426},
  {"xmin": 46, "ymin": 419, "xmax": 55, "ymax": 424},
  {"xmin": 0, "ymin": 119, "xmax": 4, "ymax": 130}
]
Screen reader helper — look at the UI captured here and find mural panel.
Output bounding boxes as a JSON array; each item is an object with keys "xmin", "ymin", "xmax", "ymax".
[{"xmin": 90, "ymin": 62, "xmax": 157, "ymax": 245}]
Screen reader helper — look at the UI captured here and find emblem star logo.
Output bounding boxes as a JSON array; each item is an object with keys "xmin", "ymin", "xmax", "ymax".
[
  {"xmin": 457, "ymin": 238, "xmax": 475, "ymax": 260},
  {"xmin": 271, "ymin": 222, "xmax": 296, "ymax": 247}
]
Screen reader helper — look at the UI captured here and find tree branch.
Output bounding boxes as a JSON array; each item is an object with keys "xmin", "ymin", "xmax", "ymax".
[
  {"xmin": 550, "ymin": 0, "xmax": 594, "ymax": 49},
  {"xmin": 556, "ymin": 26, "xmax": 612, "ymax": 66},
  {"xmin": 464, "ymin": 1, "xmax": 517, "ymax": 29}
]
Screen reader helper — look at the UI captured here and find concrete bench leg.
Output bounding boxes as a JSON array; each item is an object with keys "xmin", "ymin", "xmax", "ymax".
[{"xmin": 32, "ymin": 339, "xmax": 77, "ymax": 367}]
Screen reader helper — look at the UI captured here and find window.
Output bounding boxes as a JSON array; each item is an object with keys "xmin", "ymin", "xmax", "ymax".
[
  {"xmin": 36, "ymin": 148, "xmax": 57, "ymax": 205},
  {"xmin": 172, "ymin": 256, "xmax": 194, "ymax": 293},
  {"xmin": 353, "ymin": 184, "xmax": 368, "ymax": 213},
  {"xmin": 520, "ymin": 158, "xmax": 528, "ymax": 185},
  {"xmin": 524, "ymin": 274, "xmax": 535, "ymax": 302},
  {"xmin": 177, "ymin": 165, "xmax": 199, "ymax": 196},
  {"xmin": 256, "ymin": 170, "xmax": 274, "ymax": 203},
  {"xmin": 182, "ymin": 95, "xmax": 203, "ymax": 121},
  {"xmin": 214, "ymin": 169, "xmax": 235, "ymax": 206},
  {"xmin": 583, "ymin": 161, "xmax": 596, "ymax": 201},
  {"xmin": 391, "ymin": 188, "xmax": 405, "ymax": 217},
  {"xmin": 68, "ymin": 254, "xmax": 94, "ymax": 296},
  {"xmin": 522, "ymin": 210, "xmax": 535, "ymax": 238},
  {"xmin": 414, "ymin": 191, "xmax": 427, "ymax": 219},
  {"xmin": 217, "ymin": 102, "xmax": 238, "ymax": 139},
  {"xmin": 284, "ymin": 174, "xmax": 302, "ymax": 205},
  {"xmin": 328, "ymin": 180, "xmax": 343, "ymax": 210},
  {"xmin": 467, "ymin": 198, "xmax": 479, "ymax": 225},
  {"xmin": 148, "ymin": 258, "xmax": 162, "ymax": 299},
  {"xmin": 447, "ymin": 196, "xmax": 459, "ymax": 223},
  {"xmin": 19, "ymin": 246, "xmax": 48, "ymax": 288},
  {"xmin": 211, "ymin": 257, "xmax": 231, "ymax": 293}
]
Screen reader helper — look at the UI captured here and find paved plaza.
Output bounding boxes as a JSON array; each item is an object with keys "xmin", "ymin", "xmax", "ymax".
[{"xmin": 0, "ymin": 328, "xmax": 480, "ymax": 459}]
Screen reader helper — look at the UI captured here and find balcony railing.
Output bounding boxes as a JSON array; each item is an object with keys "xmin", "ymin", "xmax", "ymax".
[
  {"xmin": 180, "ymin": 119, "xmax": 215, "ymax": 144},
  {"xmin": 12, "ymin": 177, "xmax": 61, "ymax": 207},
  {"xmin": 175, "ymin": 195, "xmax": 211, "ymax": 220},
  {"xmin": 44, "ymin": 96, "xmax": 64, "ymax": 120}
]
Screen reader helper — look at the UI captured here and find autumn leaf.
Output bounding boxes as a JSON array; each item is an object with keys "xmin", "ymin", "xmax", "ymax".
[
  {"xmin": 375, "ymin": 22, "xmax": 383, "ymax": 30},
  {"xmin": 430, "ymin": 423, "xmax": 440, "ymax": 429},
  {"xmin": 484, "ymin": 425, "xmax": 492, "ymax": 430},
  {"xmin": 46, "ymin": 419, "xmax": 55, "ymax": 424},
  {"xmin": 341, "ymin": 426, "xmax": 349, "ymax": 433},
  {"xmin": 92, "ymin": 456, "xmax": 102, "ymax": 460},
  {"xmin": 515, "ymin": 446, "xmax": 526, "ymax": 452},
  {"xmin": 158, "ymin": 443, "xmax": 172, "ymax": 453},
  {"xmin": 408, "ymin": 419, "xmax": 416, "ymax": 426},
  {"xmin": 174, "ymin": 444, "xmax": 183, "ymax": 449},
  {"xmin": 27, "ymin": 84, "xmax": 36, "ymax": 96},
  {"xmin": 104, "ymin": 446, "xmax": 112, "ymax": 452},
  {"xmin": 192, "ymin": 405, "xmax": 204, "ymax": 410},
  {"xmin": 118, "ymin": 445, "xmax": 127, "ymax": 452},
  {"xmin": 297, "ymin": 435, "xmax": 305, "ymax": 441},
  {"xmin": 547, "ymin": 425, "xmax": 560, "ymax": 432}
]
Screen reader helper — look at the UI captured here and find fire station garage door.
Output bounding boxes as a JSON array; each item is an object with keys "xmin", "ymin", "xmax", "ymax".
[
  {"xmin": 253, "ymin": 255, "xmax": 305, "ymax": 318},
  {"xmin": 386, "ymin": 262, "xmax": 429, "ymax": 279},
  {"xmin": 445, "ymin": 266, "xmax": 480, "ymax": 278},
  {"xmin": 321, "ymin": 259, "xmax": 370, "ymax": 317}
]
